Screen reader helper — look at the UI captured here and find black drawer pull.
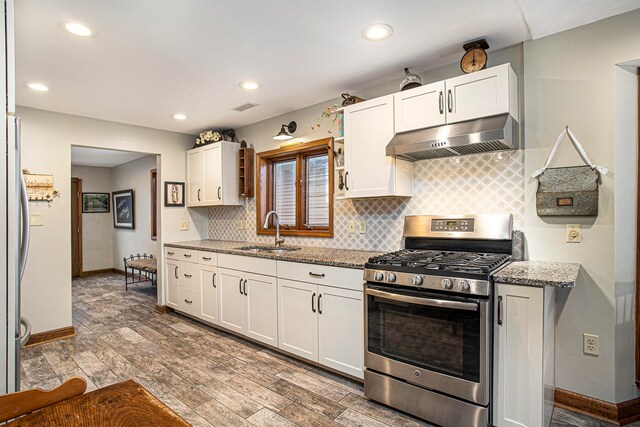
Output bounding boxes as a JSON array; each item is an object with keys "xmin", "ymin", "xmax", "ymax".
[
  {"xmin": 184, "ymin": 274, "xmax": 192, "ymax": 278},
  {"xmin": 318, "ymin": 294, "xmax": 323, "ymax": 314},
  {"xmin": 212, "ymin": 273, "xmax": 216, "ymax": 288},
  {"xmin": 183, "ymin": 254, "xmax": 192, "ymax": 258},
  {"xmin": 309, "ymin": 272, "xmax": 325, "ymax": 278},
  {"xmin": 184, "ymin": 299, "xmax": 193, "ymax": 304},
  {"xmin": 311, "ymin": 292, "xmax": 316, "ymax": 313},
  {"xmin": 167, "ymin": 251, "xmax": 175, "ymax": 255},
  {"xmin": 202, "ymin": 257, "xmax": 212, "ymax": 261}
]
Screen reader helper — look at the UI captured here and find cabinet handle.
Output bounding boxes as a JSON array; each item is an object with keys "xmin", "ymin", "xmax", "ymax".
[
  {"xmin": 197, "ymin": 188, "xmax": 201, "ymax": 201},
  {"xmin": 318, "ymin": 294, "xmax": 322, "ymax": 314},
  {"xmin": 243, "ymin": 279, "xmax": 248, "ymax": 296},
  {"xmin": 174, "ymin": 266, "xmax": 178, "ymax": 279},
  {"xmin": 311, "ymin": 292, "xmax": 316, "ymax": 313},
  {"xmin": 497, "ymin": 296, "xmax": 503, "ymax": 326},
  {"xmin": 217, "ymin": 186, "xmax": 221, "ymax": 200},
  {"xmin": 184, "ymin": 274, "xmax": 192, "ymax": 278},
  {"xmin": 183, "ymin": 254, "xmax": 192, "ymax": 258},
  {"xmin": 167, "ymin": 251, "xmax": 175, "ymax": 255},
  {"xmin": 212, "ymin": 273, "xmax": 216, "ymax": 288},
  {"xmin": 239, "ymin": 278, "xmax": 243, "ymax": 294},
  {"xmin": 202, "ymin": 256, "xmax": 212, "ymax": 261},
  {"xmin": 184, "ymin": 299, "xmax": 193, "ymax": 304},
  {"xmin": 309, "ymin": 272, "xmax": 325, "ymax": 278},
  {"xmin": 439, "ymin": 91, "xmax": 444, "ymax": 114},
  {"xmin": 447, "ymin": 89, "xmax": 453, "ymax": 113},
  {"xmin": 344, "ymin": 171, "xmax": 349, "ymax": 191}
]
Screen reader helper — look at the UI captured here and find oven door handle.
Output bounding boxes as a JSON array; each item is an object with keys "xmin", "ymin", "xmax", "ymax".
[{"xmin": 366, "ymin": 288, "xmax": 479, "ymax": 312}]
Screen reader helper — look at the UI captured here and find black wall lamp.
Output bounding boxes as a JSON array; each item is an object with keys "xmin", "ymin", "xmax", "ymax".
[{"xmin": 273, "ymin": 121, "xmax": 297, "ymax": 141}]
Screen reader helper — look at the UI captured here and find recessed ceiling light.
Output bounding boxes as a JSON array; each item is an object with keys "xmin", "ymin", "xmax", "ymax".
[
  {"xmin": 25, "ymin": 83, "xmax": 49, "ymax": 92},
  {"xmin": 173, "ymin": 114, "xmax": 187, "ymax": 120},
  {"xmin": 64, "ymin": 22, "xmax": 93, "ymax": 37},
  {"xmin": 239, "ymin": 81, "xmax": 260, "ymax": 90},
  {"xmin": 362, "ymin": 24, "xmax": 393, "ymax": 41}
]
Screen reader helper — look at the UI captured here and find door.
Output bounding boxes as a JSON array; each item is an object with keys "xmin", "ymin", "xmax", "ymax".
[
  {"xmin": 494, "ymin": 283, "xmax": 544, "ymax": 427},
  {"xmin": 245, "ymin": 272, "xmax": 278, "ymax": 346},
  {"xmin": 200, "ymin": 265, "xmax": 218, "ymax": 324},
  {"xmin": 278, "ymin": 279, "xmax": 318, "ymax": 361},
  {"xmin": 394, "ymin": 81, "xmax": 446, "ymax": 132},
  {"xmin": 202, "ymin": 144, "xmax": 222, "ymax": 205},
  {"xmin": 445, "ymin": 63, "xmax": 514, "ymax": 124},
  {"xmin": 318, "ymin": 285, "xmax": 363, "ymax": 379},
  {"xmin": 165, "ymin": 259, "xmax": 179, "ymax": 309},
  {"xmin": 186, "ymin": 149, "xmax": 203, "ymax": 206},
  {"xmin": 71, "ymin": 178, "xmax": 82, "ymax": 277},
  {"xmin": 218, "ymin": 268, "xmax": 245, "ymax": 334},
  {"xmin": 343, "ymin": 95, "xmax": 396, "ymax": 198}
]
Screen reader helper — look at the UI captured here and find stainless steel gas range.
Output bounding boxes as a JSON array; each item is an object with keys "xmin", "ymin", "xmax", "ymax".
[{"xmin": 363, "ymin": 214, "xmax": 513, "ymax": 427}]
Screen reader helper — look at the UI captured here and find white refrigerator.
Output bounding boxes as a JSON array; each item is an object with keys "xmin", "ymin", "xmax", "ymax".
[{"xmin": 1, "ymin": 0, "xmax": 30, "ymax": 394}]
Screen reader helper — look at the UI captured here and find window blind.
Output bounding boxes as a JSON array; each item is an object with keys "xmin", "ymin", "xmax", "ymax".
[
  {"xmin": 306, "ymin": 154, "xmax": 329, "ymax": 227},
  {"xmin": 274, "ymin": 159, "xmax": 296, "ymax": 226}
]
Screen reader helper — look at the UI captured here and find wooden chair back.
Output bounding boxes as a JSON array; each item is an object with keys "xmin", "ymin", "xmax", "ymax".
[{"xmin": 0, "ymin": 377, "xmax": 87, "ymax": 423}]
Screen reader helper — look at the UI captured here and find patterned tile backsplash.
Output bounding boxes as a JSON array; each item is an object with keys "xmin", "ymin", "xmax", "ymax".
[{"xmin": 208, "ymin": 150, "xmax": 525, "ymax": 256}]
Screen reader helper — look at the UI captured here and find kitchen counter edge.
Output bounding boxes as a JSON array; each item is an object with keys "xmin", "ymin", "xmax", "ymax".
[{"xmin": 494, "ymin": 260, "xmax": 580, "ymax": 288}]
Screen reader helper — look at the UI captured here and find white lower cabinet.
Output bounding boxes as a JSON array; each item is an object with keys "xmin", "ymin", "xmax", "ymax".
[
  {"xmin": 218, "ymin": 267, "xmax": 245, "ymax": 334},
  {"xmin": 494, "ymin": 283, "xmax": 555, "ymax": 427},
  {"xmin": 165, "ymin": 259, "xmax": 179, "ymax": 309},
  {"xmin": 277, "ymin": 278, "xmax": 364, "ymax": 379},
  {"xmin": 199, "ymin": 266, "xmax": 219, "ymax": 324},
  {"xmin": 245, "ymin": 272, "xmax": 278, "ymax": 347}
]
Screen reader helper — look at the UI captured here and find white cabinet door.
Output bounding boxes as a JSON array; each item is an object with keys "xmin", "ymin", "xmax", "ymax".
[
  {"xmin": 165, "ymin": 259, "xmax": 179, "ymax": 309},
  {"xmin": 318, "ymin": 285, "xmax": 364, "ymax": 379},
  {"xmin": 202, "ymin": 144, "xmax": 222, "ymax": 205},
  {"xmin": 218, "ymin": 268, "xmax": 245, "ymax": 334},
  {"xmin": 445, "ymin": 63, "xmax": 517, "ymax": 124},
  {"xmin": 494, "ymin": 283, "xmax": 544, "ymax": 427},
  {"xmin": 186, "ymin": 149, "xmax": 203, "ymax": 206},
  {"xmin": 200, "ymin": 265, "xmax": 218, "ymax": 325},
  {"xmin": 277, "ymin": 279, "xmax": 318, "ymax": 362},
  {"xmin": 394, "ymin": 81, "xmax": 446, "ymax": 132},
  {"xmin": 344, "ymin": 95, "xmax": 399, "ymax": 198},
  {"xmin": 245, "ymin": 272, "xmax": 278, "ymax": 347}
]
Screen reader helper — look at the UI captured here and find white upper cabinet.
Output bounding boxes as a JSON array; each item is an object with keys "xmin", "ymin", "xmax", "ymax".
[
  {"xmin": 186, "ymin": 141, "xmax": 242, "ymax": 207},
  {"xmin": 394, "ymin": 81, "xmax": 446, "ymax": 133},
  {"xmin": 343, "ymin": 95, "xmax": 413, "ymax": 199},
  {"xmin": 445, "ymin": 63, "xmax": 518, "ymax": 124}
]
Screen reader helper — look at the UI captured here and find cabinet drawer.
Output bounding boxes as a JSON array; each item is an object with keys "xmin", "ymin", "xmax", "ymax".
[
  {"xmin": 219, "ymin": 253, "xmax": 277, "ymax": 277},
  {"xmin": 179, "ymin": 249, "xmax": 199, "ymax": 263},
  {"xmin": 164, "ymin": 247, "xmax": 180, "ymax": 260},
  {"xmin": 178, "ymin": 287, "xmax": 200, "ymax": 317},
  {"xmin": 179, "ymin": 261, "xmax": 199, "ymax": 291},
  {"xmin": 277, "ymin": 261, "xmax": 364, "ymax": 291},
  {"xmin": 198, "ymin": 251, "xmax": 217, "ymax": 266}
]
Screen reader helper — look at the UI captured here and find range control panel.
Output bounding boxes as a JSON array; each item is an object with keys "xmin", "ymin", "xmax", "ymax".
[{"xmin": 430, "ymin": 218, "xmax": 475, "ymax": 232}]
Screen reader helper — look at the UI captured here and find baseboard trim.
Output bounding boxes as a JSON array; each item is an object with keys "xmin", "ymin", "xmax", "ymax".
[
  {"xmin": 155, "ymin": 304, "xmax": 173, "ymax": 314},
  {"xmin": 81, "ymin": 268, "xmax": 125, "ymax": 277},
  {"xmin": 24, "ymin": 326, "xmax": 76, "ymax": 347},
  {"xmin": 554, "ymin": 388, "xmax": 640, "ymax": 426}
]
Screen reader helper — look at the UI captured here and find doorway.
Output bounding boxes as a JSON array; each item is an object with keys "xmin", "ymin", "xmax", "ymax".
[{"xmin": 71, "ymin": 177, "xmax": 82, "ymax": 278}]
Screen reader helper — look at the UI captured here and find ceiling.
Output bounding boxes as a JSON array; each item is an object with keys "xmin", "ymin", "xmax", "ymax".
[
  {"xmin": 15, "ymin": 0, "xmax": 640, "ymax": 135},
  {"xmin": 71, "ymin": 146, "xmax": 150, "ymax": 167}
]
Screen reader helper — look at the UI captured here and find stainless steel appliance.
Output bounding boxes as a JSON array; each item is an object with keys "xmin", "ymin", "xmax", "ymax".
[
  {"xmin": 1, "ymin": 0, "xmax": 29, "ymax": 395},
  {"xmin": 364, "ymin": 214, "xmax": 513, "ymax": 427}
]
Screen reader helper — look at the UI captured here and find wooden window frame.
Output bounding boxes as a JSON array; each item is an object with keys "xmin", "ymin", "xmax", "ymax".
[{"xmin": 256, "ymin": 137, "xmax": 334, "ymax": 238}]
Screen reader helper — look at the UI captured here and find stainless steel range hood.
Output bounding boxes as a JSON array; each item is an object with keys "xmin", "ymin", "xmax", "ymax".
[{"xmin": 386, "ymin": 114, "xmax": 518, "ymax": 161}]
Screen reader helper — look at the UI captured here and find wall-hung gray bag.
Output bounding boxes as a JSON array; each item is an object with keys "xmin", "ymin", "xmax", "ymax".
[{"xmin": 532, "ymin": 127, "xmax": 608, "ymax": 217}]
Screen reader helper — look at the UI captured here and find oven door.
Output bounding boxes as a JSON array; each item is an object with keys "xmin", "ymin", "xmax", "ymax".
[{"xmin": 365, "ymin": 283, "xmax": 491, "ymax": 405}]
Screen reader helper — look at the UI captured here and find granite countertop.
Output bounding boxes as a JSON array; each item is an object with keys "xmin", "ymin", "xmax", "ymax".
[
  {"xmin": 164, "ymin": 240, "xmax": 383, "ymax": 269},
  {"xmin": 494, "ymin": 261, "xmax": 580, "ymax": 288}
]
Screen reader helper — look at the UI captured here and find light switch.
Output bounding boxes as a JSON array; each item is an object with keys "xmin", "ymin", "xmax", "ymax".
[
  {"xmin": 358, "ymin": 220, "xmax": 367, "ymax": 234},
  {"xmin": 347, "ymin": 221, "xmax": 356, "ymax": 234},
  {"xmin": 180, "ymin": 220, "xmax": 189, "ymax": 231},
  {"xmin": 30, "ymin": 213, "xmax": 43, "ymax": 226}
]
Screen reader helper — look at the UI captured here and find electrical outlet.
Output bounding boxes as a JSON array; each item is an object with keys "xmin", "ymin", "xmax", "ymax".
[
  {"xmin": 566, "ymin": 224, "xmax": 582, "ymax": 243},
  {"xmin": 347, "ymin": 221, "xmax": 356, "ymax": 234},
  {"xmin": 237, "ymin": 220, "xmax": 246, "ymax": 230},
  {"xmin": 583, "ymin": 333, "xmax": 599, "ymax": 356},
  {"xmin": 358, "ymin": 220, "xmax": 367, "ymax": 234},
  {"xmin": 180, "ymin": 220, "xmax": 189, "ymax": 231}
]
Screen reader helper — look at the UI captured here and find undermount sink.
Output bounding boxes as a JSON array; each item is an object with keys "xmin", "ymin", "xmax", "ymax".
[{"xmin": 234, "ymin": 245, "xmax": 301, "ymax": 254}]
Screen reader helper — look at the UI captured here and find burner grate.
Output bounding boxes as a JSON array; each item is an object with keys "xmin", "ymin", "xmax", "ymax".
[{"xmin": 367, "ymin": 249, "xmax": 510, "ymax": 274}]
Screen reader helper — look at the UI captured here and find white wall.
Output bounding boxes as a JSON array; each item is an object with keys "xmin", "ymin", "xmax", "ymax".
[
  {"xmin": 523, "ymin": 9, "xmax": 640, "ymax": 403},
  {"xmin": 71, "ymin": 165, "xmax": 114, "ymax": 272},
  {"xmin": 19, "ymin": 107, "xmax": 205, "ymax": 334},
  {"xmin": 111, "ymin": 155, "xmax": 159, "ymax": 269}
]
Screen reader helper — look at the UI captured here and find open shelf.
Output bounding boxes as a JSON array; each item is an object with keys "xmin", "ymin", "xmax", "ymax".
[{"xmin": 238, "ymin": 147, "xmax": 255, "ymax": 198}]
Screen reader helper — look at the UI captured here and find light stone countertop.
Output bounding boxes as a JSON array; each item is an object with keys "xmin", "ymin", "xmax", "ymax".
[
  {"xmin": 493, "ymin": 261, "xmax": 581, "ymax": 288},
  {"xmin": 164, "ymin": 239, "xmax": 384, "ymax": 269}
]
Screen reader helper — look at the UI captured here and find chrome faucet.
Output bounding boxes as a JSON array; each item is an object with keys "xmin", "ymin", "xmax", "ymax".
[{"xmin": 264, "ymin": 211, "xmax": 285, "ymax": 248}]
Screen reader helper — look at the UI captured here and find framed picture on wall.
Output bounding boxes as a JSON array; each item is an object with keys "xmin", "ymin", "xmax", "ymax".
[
  {"xmin": 113, "ymin": 189, "xmax": 135, "ymax": 229},
  {"xmin": 164, "ymin": 181, "xmax": 185, "ymax": 207},
  {"xmin": 82, "ymin": 193, "xmax": 110, "ymax": 213}
]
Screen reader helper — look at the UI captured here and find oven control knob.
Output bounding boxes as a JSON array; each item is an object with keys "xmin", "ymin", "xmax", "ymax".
[
  {"xmin": 387, "ymin": 273, "xmax": 397, "ymax": 282},
  {"xmin": 412, "ymin": 275, "xmax": 424, "ymax": 286},
  {"xmin": 458, "ymin": 280, "xmax": 471, "ymax": 292},
  {"xmin": 441, "ymin": 278, "xmax": 453, "ymax": 290},
  {"xmin": 373, "ymin": 272, "xmax": 384, "ymax": 281}
]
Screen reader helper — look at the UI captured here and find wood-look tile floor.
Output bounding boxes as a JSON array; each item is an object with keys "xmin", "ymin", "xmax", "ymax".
[{"xmin": 20, "ymin": 273, "xmax": 622, "ymax": 427}]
